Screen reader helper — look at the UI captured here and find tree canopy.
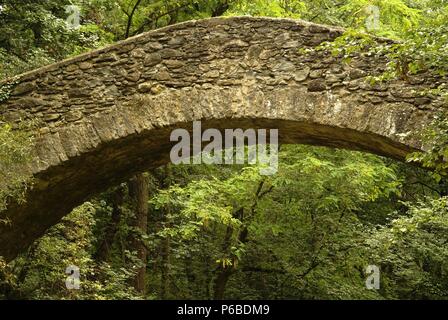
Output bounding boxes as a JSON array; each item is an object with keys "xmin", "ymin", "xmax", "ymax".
[{"xmin": 0, "ymin": 0, "xmax": 447, "ymax": 300}]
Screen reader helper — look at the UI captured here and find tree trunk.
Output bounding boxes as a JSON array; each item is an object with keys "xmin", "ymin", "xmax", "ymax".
[
  {"xmin": 128, "ymin": 173, "xmax": 149, "ymax": 294},
  {"xmin": 213, "ymin": 267, "xmax": 233, "ymax": 300},
  {"xmin": 213, "ymin": 224, "xmax": 233, "ymax": 300},
  {"xmin": 211, "ymin": 1, "xmax": 230, "ymax": 17},
  {"xmin": 95, "ymin": 187, "xmax": 125, "ymax": 262},
  {"xmin": 213, "ymin": 216, "xmax": 249, "ymax": 300},
  {"xmin": 439, "ymin": 178, "xmax": 448, "ymax": 196},
  {"xmin": 159, "ymin": 165, "xmax": 173, "ymax": 299},
  {"xmin": 160, "ymin": 236, "xmax": 171, "ymax": 299},
  {"xmin": 124, "ymin": 0, "xmax": 143, "ymax": 39}
]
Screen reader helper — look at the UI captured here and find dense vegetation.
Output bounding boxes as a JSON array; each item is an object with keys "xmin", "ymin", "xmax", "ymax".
[{"xmin": 0, "ymin": 0, "xmax": 447, "ymax": 300}]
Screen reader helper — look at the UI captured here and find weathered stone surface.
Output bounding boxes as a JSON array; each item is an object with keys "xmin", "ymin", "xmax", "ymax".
[
  {"xmin": 138, "ymin": 82, "xmax": 153, "ymax": 93},
  {"xmin": 153, "ymin": 70, "xmax": 171, "ymax": 81},
  {"xmin": 44, "ymin": 113, "xmax": 61, "ymax": 121},
  {"xmin": 144, "ymin": 53, "xmax": 162, "ymax": 66},
  {"xmin": 65, "ymin": 64, "xmax": 79, "ymax": 72},
  {"xmin": 349, "ymin": 68, "xmax": 366, "ymax": 80},
  {"xmin": 415, "ymin": 97, "xmax": 431, "ymax": 105},
  {"xmin": 65, "ymin": 110, "xmax": 83, "ymax": 122},
  {"xmin": 145, "ymin": 42, "xmax": 163, "ymax": 51},
  {"xmin": 293, "ymin": 66, "xmax": 310, "ymax": 82},
  {"xmin": 204, "ymin": 70, "xmax": 220, "ymax": 78},
  {"xmin": 17, "ymin": 97, "xmax": 44, "ymax": 108},
  {"xmin": 164, "ymin": 60, "xmax": 186, "ymax": 69},
  {"xmin": 12, "ymin": 82, "xmax": 36, "ymax": 95},
  {"xmin": 131, "ymin": 48, "xmax": 146, "ymax": 58},
  {"xmin": 79, "ymin": 62, "xmax": 93, "ymax": 70},
  {"xmin": 159, "ymin": 48, "xmax": 182, "ymax": 58},
  {"xmin": 125, "ymin": 71, "xmax": 141, "ymax": 82},
  {"xmin": 308, "ymin": 80, "xmax": 327, "ymax": 92},
  {"xmin": 150, "ymin": 84, "xmax": 165, "ymax": 95},
  {"xmin": 0, "ymin": 16, "xmax": 444, "ymax": 262},
  {"xmin": 68, "ymin": 88, "xmax": 90, "ymax": 98},
  {"xmin": 94, "ymin": 53, "xmax": 118, "ymax": 63}
]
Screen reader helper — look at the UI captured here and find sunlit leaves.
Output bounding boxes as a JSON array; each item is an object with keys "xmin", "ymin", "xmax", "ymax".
[
  {"xmin": 0, "ymin": 122, "xmax": 34, "ymax": 215},
  {"xmin": 226, "ymin": 0, "xmax": 305, "ymax": 18},
  {"xmin": 407, "ymin": 113, "xmax": 448, "ymax": 179},
  {"xmin": 368, "ymin": 197, "xmax": 448, "ymax": 299},
  {"xmin": 8, "ymin": 202, "xmax": 141, "ymax": 299}
]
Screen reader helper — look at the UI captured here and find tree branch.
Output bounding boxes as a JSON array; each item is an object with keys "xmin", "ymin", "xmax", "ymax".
[
  {"xmin": 132, "ymin": 2, "xmax": 193, "ymax": 36},
  {"xmin": 125, "ymin": 0, "xmax": 143, "ymax": 39}
]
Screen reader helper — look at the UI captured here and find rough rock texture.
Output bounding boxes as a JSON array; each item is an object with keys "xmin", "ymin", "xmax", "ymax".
[{"xmin": 0, "ymin": 16, "xmax": 445, "ymax": 261}]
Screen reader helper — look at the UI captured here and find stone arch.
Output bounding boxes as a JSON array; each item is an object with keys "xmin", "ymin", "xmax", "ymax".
[{"xmin": 0, "ymin": 16, "xmax": 443, "ymax": 261}]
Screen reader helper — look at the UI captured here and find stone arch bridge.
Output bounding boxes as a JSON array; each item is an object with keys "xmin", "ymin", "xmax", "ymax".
[{"xmin": 0, "ymin": 17, "xmax": 444, "ymax": 261}]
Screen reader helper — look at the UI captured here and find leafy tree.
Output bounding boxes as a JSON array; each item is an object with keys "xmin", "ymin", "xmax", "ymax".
[
  {"xmin": 368, "ymin": 197, "xmax": 448, "ymax": 299},
  {"xmin": 0, "ymin": 122, "xmax": 34, "ymax": 219}
]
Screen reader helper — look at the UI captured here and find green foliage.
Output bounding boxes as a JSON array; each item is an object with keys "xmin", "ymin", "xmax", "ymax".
[
  {"xmin": 300, "ymin": 1, "xmax": 448, "ymax": 93},
  {"xmin": 368, "ymin": 197, "xmax": 448, "ymax": 299},
  {"xmin": 0, "ymin": 77, "xmax": 18, "ymax": 103},
  {"xmin": 148, "ymin": 146, "xmax": 406, "ymax": 299},
  {"xmin": 0, "ymin": 122, "xmax": 34, "ymax": 218},
  {"xmin": 337, "ymin": 0, "xmax": 420, "ymax": 37},
  {"xmin": 6, "ymin": 202, "xmax": 141, "ymax": 300},
  {"xmin": 407, "ymin": 113, "xmax": 448, "ymax": 181},
  {"xmin": 0, "ymin": 0, "xmax": 115, "ymax": 79},
  {"xmin": 226, "ymin": 0, "xmax": 305, "ymax": 18}
]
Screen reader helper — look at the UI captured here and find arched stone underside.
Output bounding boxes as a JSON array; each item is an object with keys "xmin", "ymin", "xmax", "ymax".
[{"xmin": 0, "ymin": 17, "xmax": 445, "ymax": 261}]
